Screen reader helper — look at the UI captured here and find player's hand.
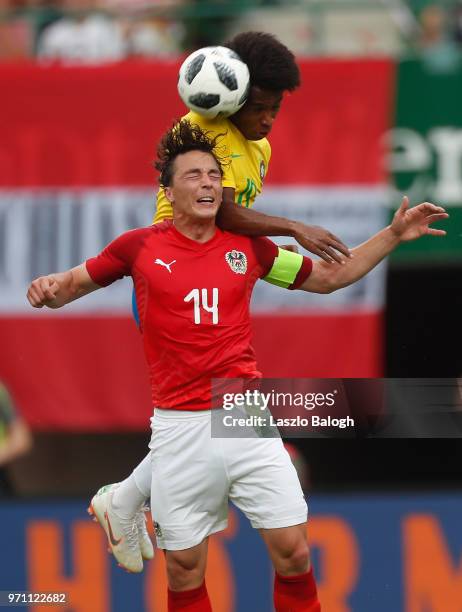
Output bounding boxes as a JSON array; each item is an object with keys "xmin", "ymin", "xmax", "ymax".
[
  {"xmin": 291, "ymin": 223, "xmax": 351, "ymax": 264},
  {"xmin": 279, "ymin": 244, "xmax": 299, "ymax": 254},
  {"xmin": 27, "ymin": 275, "xmax": 60, "ymax": 308},
  {"xmin": 390, "ymin": 196, "xmax": 449, "ymax": 242}
]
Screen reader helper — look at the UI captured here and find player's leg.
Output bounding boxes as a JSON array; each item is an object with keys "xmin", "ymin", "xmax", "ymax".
[
  {"xmin": 228, "ymin": 435, "xmax": 320, "ymax": 611},
  {"xmin": 165, "ymin": 540, "xmax": 211, "ymax": 611},
  {"xmin": 113, "ymin": 453, "xmax": 151, "ymax": 511},
  {"xmin": 132, "ymin": 451, "xmax": 152, "ymax": 498},
  {"xmin": 260, "ymin": 522, "xmax": 310, "ymax": 574},
  {"xmin": 150, "ymin": 409, "xmax": 228, "ymax": 609},
  {"xmin": 111, "ymin": 453, "xmax": 154, "ymax": 560},
  {"xmin": 260, "ymin": 523, "xmax": 320, "ymax": 612},
  {"xmin": 88, "ymin": 482, "xmax": 144, "ymax": 573},
  {"xmin": 88, "ymin": 454, "xmax": 154, "ymax": 571}
]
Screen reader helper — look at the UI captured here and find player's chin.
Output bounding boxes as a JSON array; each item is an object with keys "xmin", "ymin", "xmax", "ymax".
[
  {"xmin": 247, "ymin": 128, "xmax": 270, "ymax": 140},
  {"xmin": 192, "ymin": 202, "xmax": 219, "ymax": 218}
]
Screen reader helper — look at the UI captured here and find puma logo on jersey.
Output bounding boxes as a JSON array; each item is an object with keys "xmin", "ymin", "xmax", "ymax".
[{"xmin": 154, "ymin": 258, "xmax": 176, "ymax": 273}]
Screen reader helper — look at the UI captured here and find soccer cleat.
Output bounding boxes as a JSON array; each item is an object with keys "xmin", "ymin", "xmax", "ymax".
[
  {"xmin": 136, "ymin": 506, "xmax": 155, "ymax": 561},
  {"xmin": 88, "ymin": 484, "xmax": 143, "ymax": 573}
]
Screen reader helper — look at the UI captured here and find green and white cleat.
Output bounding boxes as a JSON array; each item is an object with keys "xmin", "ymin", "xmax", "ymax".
[{"xmin": 88, "ymin": 484, "xmax": 143, "ymax": 574}]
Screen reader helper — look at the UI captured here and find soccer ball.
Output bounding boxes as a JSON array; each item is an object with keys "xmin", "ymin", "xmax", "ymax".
[{"xmin": 177, "ymin": 46, "xmax": 250, "ymax": 119}]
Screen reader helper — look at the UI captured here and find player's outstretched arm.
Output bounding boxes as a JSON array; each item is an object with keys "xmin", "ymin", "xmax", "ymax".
[
  {"xmin": 217, "ymin": 188, "xmax": 351, "ymax": 264},
  {"xmin": 27, "ymin": 263, "xmax": 101, "ymax": 309},
  {"xmin": 299, "ymin": 196, "xmax": 448, "ymax": 294}
]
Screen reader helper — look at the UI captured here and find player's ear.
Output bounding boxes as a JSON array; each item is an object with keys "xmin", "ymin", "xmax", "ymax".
[{"xmin": 164, "ymin": 187, "xmax": 174, "ymax": 203}]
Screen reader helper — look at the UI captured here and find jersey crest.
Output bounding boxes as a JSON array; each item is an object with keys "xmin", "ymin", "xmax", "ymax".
[
  {"xmin": 260, "ymin": 160, "xmax": 266, "ymax": 180},
  {"xmin": 225, "ymin": 250, "xmax": 247, "ymax": 275}
]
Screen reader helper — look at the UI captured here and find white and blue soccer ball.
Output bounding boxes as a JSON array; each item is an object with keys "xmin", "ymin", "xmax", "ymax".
[{"xmin": 177, "ymin": 46, "xmax": 250, "ymax": 119}]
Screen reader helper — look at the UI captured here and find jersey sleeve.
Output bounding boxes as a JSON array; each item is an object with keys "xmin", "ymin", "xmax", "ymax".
[
  {"xmin": 252, "ymin": 238, "xmax": 312, "ymax": 289},
  {"xmin": 86, "ymin": 228, "xmax": 150, "ymax": 287}
]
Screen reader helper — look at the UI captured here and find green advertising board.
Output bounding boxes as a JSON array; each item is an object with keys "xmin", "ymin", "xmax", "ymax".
[{"xmin": 390, "ymin": 58, "xmax": 462, "ymax": 263}]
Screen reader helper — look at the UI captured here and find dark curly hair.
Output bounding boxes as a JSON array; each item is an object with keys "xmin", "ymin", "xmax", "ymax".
[
  {"xmin": 155, "ymin": 120, "xmax": 225, "ymax": 187},
  {"xmin": 224, "ymin": 31, "xmax": 300, "ymax": 92}
]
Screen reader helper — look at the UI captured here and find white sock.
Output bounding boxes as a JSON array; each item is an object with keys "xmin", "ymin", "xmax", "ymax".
[
  {"xmin": 112, "ymin": 455, "xmax": 151, "ymax": 518},
  {"xmin": 133, "ymin": 452, "xmax": 152, "ymax": 498}
]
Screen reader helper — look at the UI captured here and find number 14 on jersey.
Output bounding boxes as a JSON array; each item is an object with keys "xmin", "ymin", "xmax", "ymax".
[{"xmin": 184, "ymin": 288, "xmax": 219, "ymax": 324}]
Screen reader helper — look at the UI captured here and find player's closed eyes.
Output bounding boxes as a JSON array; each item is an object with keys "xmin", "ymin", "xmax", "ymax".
[{"xmin": 183, "ymin": 172, "xmax": 221, "ymax": 182}]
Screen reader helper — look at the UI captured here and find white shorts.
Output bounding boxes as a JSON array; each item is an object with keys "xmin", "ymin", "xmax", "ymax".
[{"xmin": 149, "ymin": 408, "xmax": 308, "ymax": 551}]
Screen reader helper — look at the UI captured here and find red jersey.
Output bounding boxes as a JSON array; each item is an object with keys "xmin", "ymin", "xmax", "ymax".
[{"xmin": 86, "ymin": 220, "xmax": 311, "ymax": 410}]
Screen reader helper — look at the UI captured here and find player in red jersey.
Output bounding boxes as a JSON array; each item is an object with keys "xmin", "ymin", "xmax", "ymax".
[
  {"xmin": 27, "ymin": 122, "xmax": 447, "ymax": 612},
  {"xmin": 91, "ymin": 30, "xmax": 355, "ymax": 574},
  {"xmin": 96, "ymin": 32, "xmax": 352, "ymax": 573}
]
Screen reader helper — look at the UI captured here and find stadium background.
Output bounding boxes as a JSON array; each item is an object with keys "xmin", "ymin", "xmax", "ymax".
[{"xmin": 1, "ymin": 1, "xmax": 462, "ymax": 610}]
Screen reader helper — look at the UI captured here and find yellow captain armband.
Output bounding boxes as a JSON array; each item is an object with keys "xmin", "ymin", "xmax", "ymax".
[{"xmin": 263, "ymin": 247, "xmax": 303, "ymax": 288}]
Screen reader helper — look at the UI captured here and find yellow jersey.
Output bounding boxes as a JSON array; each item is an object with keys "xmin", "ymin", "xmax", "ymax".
[{"xmin": 153, "ymin": 111, "xmax": 271, "ymax": 223}]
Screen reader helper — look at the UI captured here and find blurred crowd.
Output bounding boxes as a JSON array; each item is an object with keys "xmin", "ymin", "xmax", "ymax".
[
  {"xmin": 0, "ymin": 0, "xmax": 189, "ymax": 62},
  {"xmin": 415, "ymin": 2, "xmax": 462, "ymax": 71},
  {"xmin": 2, "ymin": 0, "xmax": 462, "ymax": 65},
  {"xmin": 0, "ymin": 0, "xmax": 287, "ymax": 62}
]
